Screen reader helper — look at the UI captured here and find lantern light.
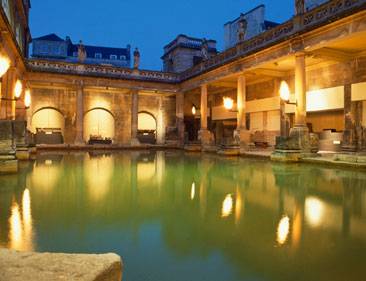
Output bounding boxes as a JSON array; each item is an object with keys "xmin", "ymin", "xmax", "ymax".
[
  {"xmin": 192, "ymin": 105, "xmax": 196, "ymax": 116},
  {"xmin": 0, "ymin": 55, "xmax": 10, "ymax": 77},
  {"xmin": 223, "ymin": 97, "xmax": 234, "ymax": 110},
  {"xmin": 24, "ymin": 89, "xmax": 31, "ymax": 109},
  {"xmin": 279, "ymin": 80, "xmax": 291, "ymax": 102},
  {"xmin": 14, "ymin": 80, "xmax": 23, "ymax": 100}
]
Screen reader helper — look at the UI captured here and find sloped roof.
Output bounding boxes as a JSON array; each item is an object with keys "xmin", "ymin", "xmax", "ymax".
[
  {"xmin": 33, "ymin": 33, "xmax": 64, "ymax": 42},
  {"xmin": 68, "ymin": 44, "xmax": 130, "ymax": 60}
]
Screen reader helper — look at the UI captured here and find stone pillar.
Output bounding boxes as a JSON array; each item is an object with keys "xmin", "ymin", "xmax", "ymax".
[
  {"xmin": 289, "ymin": 53, "xmax": 309, "ymax": 151},
  {"xmin": 1, "ymin": 67, "xmax": 17, "ymax": 120},
  {"xmin": 235, "ymin": 75, "xmax": 250, "ymax": 151},
  {"xmin": 156, "ymin": 96, "xmax": 165, "ymax": 145},
  {"xmin": 176, "ymin": 92, "xmax": 185, "ymax": 146},
  {"xmin": 130, "ymin": 90, "xmax": 140, "ymax": 146},
  {"xmin": 198, "ymin": 84, "xmax": 214, "ymax": 149},
  {"xmin": 0, "ymin": 120, "xmax": 17, "ymax": 173},
  {"xmin": 75, "ymin": 85, "xmax": 84, "ymax": 144},
  {"xmin": 13, "ymin": 120, "xmax": 30, "ymax": 160}
]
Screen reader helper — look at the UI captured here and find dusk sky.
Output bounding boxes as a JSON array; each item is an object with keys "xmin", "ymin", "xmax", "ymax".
[{"xmin": 30, "ymin": 0, "xmax": 295, "ymax": 70}]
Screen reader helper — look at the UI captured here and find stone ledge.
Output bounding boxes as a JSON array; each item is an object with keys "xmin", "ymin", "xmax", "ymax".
[{"xmin": 0, "ymin": 249, "xmax": 123, "ymax": 281}]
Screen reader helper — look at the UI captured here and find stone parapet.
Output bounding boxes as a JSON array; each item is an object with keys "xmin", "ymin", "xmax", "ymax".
[{"xmin": 0, "ymin": 249, "xmax": 123, "ymax": 281}]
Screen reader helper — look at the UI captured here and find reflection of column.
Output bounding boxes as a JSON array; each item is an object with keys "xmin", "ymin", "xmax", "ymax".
[
  {"xmin": 291, "ymin": 196, "xmax": 305, "ymax": 252},
  {"xmin": 75, "ymin": 84, "xmax": 84, "ymax": 144},
  {"xmin": 176, "ymin": 92, "xmax": 185, "ymax": 146},
  {"xmin": 155, "ymin": 151, "xmax": 165, "ymax": 194},
  {"xmin": 156, "ymin": 96, "xmax": 165, "ymax": 145},
  {"xmin": 235, "ymin": 185, "xmax": 244, "ymax": 226},
  {"xmin": 342, "ymin": 184, "xmax": 352, "ymax": 238},
  {"xmin": 131, "ymin": 90, "xmax": 140, "ymax": 145}
]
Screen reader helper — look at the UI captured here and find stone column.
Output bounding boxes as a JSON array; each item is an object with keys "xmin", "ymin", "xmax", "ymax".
[
  {"xmin": 176, "ymin": 92, "xmax": 185, "ymax": 146},
  {"xmin": 75, "ymin": 84, "xmax": 84, "ymax": 144},
  {"xmin": 199, "ymin": 84, "xmax": 213, "ymax": 148},
  {"xmin": 156, "ymin": 96, "xmax": 165, "ymax": 145},
  {"xmin": 200, "ymin": 84, "xmax": 208, "ymax": 130},
  {"xmin": 289, "ymin": 53, "xmax": 309, "ymax": 151},
  {"xmin": 130, "ymin": 90, "xmax": 140, "ymax": 146},
  {"xmin": 1, "ymin": 67, "xmax": 17, "ymax": 120},
  {"xmin": 235, "ymin": 75, "xmax": 250, "ymax": 151},
  {"xmin": 0, "ymin": 120, "xmax": 17, "ymax": 173}
]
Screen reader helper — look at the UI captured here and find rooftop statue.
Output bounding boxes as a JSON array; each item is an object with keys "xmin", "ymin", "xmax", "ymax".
[
  {"xmin": 133, "ymin": 48, "xmax": 140, "ymax": 69},
  {"xmin": 295, "ymin": 0, "xmax": 305, "ymax": 15},
  {"xmin": 77, "ymin": 40, "xmax": 86, "ymax": 63},
  {"xmin": 201, "ymin": 39, "xmax": 209, "ymax": 61},
  {"xmin": 237, "ymin": 15, "xmax": 247, "ymax": 43}
]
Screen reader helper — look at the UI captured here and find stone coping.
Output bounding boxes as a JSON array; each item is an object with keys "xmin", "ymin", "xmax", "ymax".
[{"xmin": 0, "ymin": 249, "xmax": 123, "ymax": 281}]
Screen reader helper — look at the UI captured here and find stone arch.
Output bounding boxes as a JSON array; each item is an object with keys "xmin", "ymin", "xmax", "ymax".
[
  {"xmin": 83, "ymin": 107, "xmax": 115, "ymax": 142},
  {"xmin": 138, "ymin": 111, "xmax": 157, "ymax": 144},
  {"xmin": 31, "ymin": 107, "xmax": 65, "ymax": 134}
]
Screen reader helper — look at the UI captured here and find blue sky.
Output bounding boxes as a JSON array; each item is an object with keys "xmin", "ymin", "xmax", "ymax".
[{"xmin": 30, "ymin": 0, "xmax": 295, "ymax": 70}]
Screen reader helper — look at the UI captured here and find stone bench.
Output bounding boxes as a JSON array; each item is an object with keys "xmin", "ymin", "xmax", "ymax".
[{"xmin": 0, "ymin": 249, "xmax": 123, "ymax": 281}]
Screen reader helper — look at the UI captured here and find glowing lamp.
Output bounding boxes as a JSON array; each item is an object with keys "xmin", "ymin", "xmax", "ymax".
[
  {"xmin": 223, "ymin": 97, "xmax": 234, "ymax": 110},
  {"xmin": 14, "ymin": 80, "xmax": 23, "ymax": 100},
  {"xmin": 192, "ymin": 105, "xmax": 196, "ymax": 116},
  {"xmin": 24, "ymin": 89, "xmax": 31, "ymax": 109},
  {"xmin": 279, "ymin": 80, "xmax": 290, "ymax": 102},
  {"xmin": 0, "ymin": 55, "xmax": 10, "ymax": 77}
]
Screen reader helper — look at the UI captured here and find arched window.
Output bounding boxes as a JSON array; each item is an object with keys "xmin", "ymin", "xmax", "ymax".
[{"xmin": 83, "ymin": 108, "xmax": 115, "ymax": 142}]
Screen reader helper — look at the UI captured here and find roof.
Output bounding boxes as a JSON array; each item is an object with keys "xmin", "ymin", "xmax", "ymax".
[
  {"xmin": 33, "ymin": 33, "xmax": 64, "ymax": 42},
  {"xmin": 264, "ymin": 20, "xmax": 279, "ymax": 30},
  {"xmin": 68, "ymin": 44, "xmax": 130, "ymax": 60}
]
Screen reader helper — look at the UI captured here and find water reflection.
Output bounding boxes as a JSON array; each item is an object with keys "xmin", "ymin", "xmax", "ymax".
[{"xmin": 0, "ymin": 151, "xmax": 365, "ymax": 281}]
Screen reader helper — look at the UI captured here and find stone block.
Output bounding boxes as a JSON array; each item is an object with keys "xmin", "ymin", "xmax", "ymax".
[
  {"xmin": 0, "ymin": 120, "xmax": 14, "ymax": 152},
  {"xmin": 0, "ymin": 160, "xmax": 18, "ymax": 174},
  {"xmin": 0, "ymin": 249, "xmax": 123, "ymax": 281},
  {"xmin": 16, "ymin": 149, "xmax": 30, "ymax": 160},
  {"xmin": 12, "ymin": 120, "xmax": 27, "ymax": 146},
  {"xmin": 271, "ymin": 150, "xmax": 301, "ymax": 162}
]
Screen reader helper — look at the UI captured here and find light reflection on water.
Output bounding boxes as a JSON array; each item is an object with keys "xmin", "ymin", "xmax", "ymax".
[{"xmin": 0, "ymin": 150, "xmax": 366, "ymax": 281}]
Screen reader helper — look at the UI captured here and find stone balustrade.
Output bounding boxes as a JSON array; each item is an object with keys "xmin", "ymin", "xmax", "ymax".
[{"xmin": 27, "ymin": 0, "xmax": 366, "ymax": 84}]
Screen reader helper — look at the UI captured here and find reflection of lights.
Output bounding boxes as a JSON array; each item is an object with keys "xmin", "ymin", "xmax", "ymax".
[
  {"xmin": 305, "ymin": 196, "xmax": 325, "ymax": 227},
  {"xmin": 222, "ymin": 194, "xmax": 234, "ymax": 218},
  {"xmin": 31, "ymin": 163, "xmax": 60, "ymax": 192},
  {"xmin": 277, "ymin": 216, "xmax": 290, "ymax": 245},
  {"xmin": 223, "ymin": 97, "xmax": 234, "ymax": 110},
  {"xmin": 137, "ymin": 162, "xmax": 156, "ymax": 182},
  {"xmin": 9, "ymin": 202, "xmax": 22, "ymax": 250},
  {"xmin": 191, "ymin": 182, "xmax": 195, "ymax": 200},
  {"xmin": 45, "ymin": 159, "xmax": 52, "ymax": 165}
]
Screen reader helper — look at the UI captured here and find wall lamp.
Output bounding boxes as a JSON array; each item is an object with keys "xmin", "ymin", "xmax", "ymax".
[
  {"xmin": 191, "ymin": 104, "xmax": 198, "ymax": 116},
  {"xmin": 279, "ymin": 80, "xmax": 297, "ymax": 106},
  {"xmin": 223, "ymin": 97, "xmax": 238, "ymax": 112},
  {"xmin": 0, "ymin": 54, "xmax": 10, "ymax": 78}
]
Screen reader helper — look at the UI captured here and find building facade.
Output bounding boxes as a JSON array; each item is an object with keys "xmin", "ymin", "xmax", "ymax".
[{"xmin": 32, "ymin": 33, "xmax": 131, "ymax": 68}]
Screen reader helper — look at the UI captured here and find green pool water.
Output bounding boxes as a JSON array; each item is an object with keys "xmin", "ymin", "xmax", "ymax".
[{"xmin": 0, "ymin": 150, "xmax": 366, "ymax": 281}]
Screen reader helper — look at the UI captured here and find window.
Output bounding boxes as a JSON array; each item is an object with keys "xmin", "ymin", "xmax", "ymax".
[
  {"xmin": 120, "ymin": 55, "xmax": 126, "ymax": 60},
  {"xmin": 73, "ymin": 52, "xmax": 78, "ymax": 57},
  {"xmin": 95, "ymin": 53, "xmax": 102, "ymax": 59},
  {"xmin": 110, "ymin": 55, "xmax": 117, "ymax": 60},
  {"xmin": 2, "ymin": 0, "xmax": 11, "ymax": 23}
]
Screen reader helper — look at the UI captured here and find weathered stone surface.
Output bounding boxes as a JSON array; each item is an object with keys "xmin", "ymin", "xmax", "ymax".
[
  {"xmin": 0, "ymin": 121, "xmax": 14, "ymax": 152},
  {"xmin": 16, "ymin": 149, "xmax": 30, "ymax": 160},
  {"xmin": 12, "ymin": 120, "xmax": 27, "ymax": 146},
  {"xmin": 271, "ymin": 150, "xmax": 301, "ymax": 162},
  {"xmin": 0, "ymin": 160, "xmax": 18, "ymax": 173},
  {"xmin": 0, "ymin": 249, "xmax": 123, "ymax": 281}
]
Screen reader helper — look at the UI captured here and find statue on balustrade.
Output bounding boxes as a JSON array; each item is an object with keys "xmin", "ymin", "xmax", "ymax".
[
  {"xmin": 201, "ymin": 39, "xmax": 209, "ymax": 61},
  {"xmin": 295, "ymin": 0, "xmax": 305, "ymax": 15},
  {"xmin": 77, "ymin": 40, "xmax": 86, "ymax": 63},
  {"xmin": 133, "ymin": 48, "xmax": 140, "ymax": 69},
  {"xmin": 237, "ymin": 15, "xmax": 247, "ymax": 43}
]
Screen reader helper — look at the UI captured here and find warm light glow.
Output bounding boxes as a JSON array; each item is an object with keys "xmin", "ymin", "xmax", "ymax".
[
  {"xmin": 221, "ymin": 194, "xmax": 234, "ymax": 218},
  {"xmin": 223, "ymin": 97, "xmax": 234, "ymax": 110},
  {"xmin": 9, "ymin": 202, "xmax": 22, "ymax": 250},
  {"xmin": 190, "ymin": 182, "xmax": 195, "ymax": 200},
  {"xmin": 14, "ymin": 80, "xmax": 23, "ymax": 99},
  {"xmin": 277, "ymin": 216, "xmax": 290, "ymax": 245},
  {"xmin": 138, "ymin": 112, "xmax": 156, "ymax": 131},
  {"xmin": 0, "ymin": 55, "xmax": 10, "ymax": 77},
  {"xmin": 83, "ymin": 108, "xmax": 115, "ymax": 142},
  {"xmin": 279, "ymin": 80, "xmax": 290, "ymax": 102},
  {"xmin": 31, "ymin": 108, "xmax": 65, "ymax": 134},
  {"xmin": 192, "ymin": 105, "xmax": 196, "ymax": 116},
  {"xmin": 24, "ymin": 89, "xmax": 31, "ymax": 108},
  {"xmin": 305, "ymin": 196, "xmax": 325, "ymax": 227}
]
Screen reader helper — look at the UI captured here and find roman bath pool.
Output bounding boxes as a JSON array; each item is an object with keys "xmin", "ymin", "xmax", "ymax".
[{"xmin": 0, "ymin": 150, "xmax": 365, "ymax": 281}]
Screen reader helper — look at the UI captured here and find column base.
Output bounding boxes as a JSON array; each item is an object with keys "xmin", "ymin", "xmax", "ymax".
[
  {"xmin": 16, "ymin": 148, "xmax": 30, "ymax": 160},
  {"xmin": 130, "ymin": 138, "xmax": 140, "ymax": 147},
  {"xmin": 289, "ymin": 124, "xmax": 310, "ymax": 151},
  {"xmin": 234, "ymin": 129, "xmax": 251, "ymax": 153},
  {"xmin": 198, "ymin": 129, "xmax": 216, "ymax": 152}
]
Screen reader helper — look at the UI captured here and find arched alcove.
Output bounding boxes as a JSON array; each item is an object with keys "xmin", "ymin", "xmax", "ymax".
[
  {"xmin": 31, "ymin": 108, "xmax": 65, "ymax": 144},
  {"xmin": 83, "ymin": 108, "xmax": 115, "ymax": 142},
  {"xmin": 138, "ymin": 112, "xmax": 157, "ymax": 144}
]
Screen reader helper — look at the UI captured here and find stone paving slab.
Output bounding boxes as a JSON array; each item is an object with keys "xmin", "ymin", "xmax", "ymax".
[{"xmin": 0, "ymin": 249, "xmax": 123, "ymax": 281}]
